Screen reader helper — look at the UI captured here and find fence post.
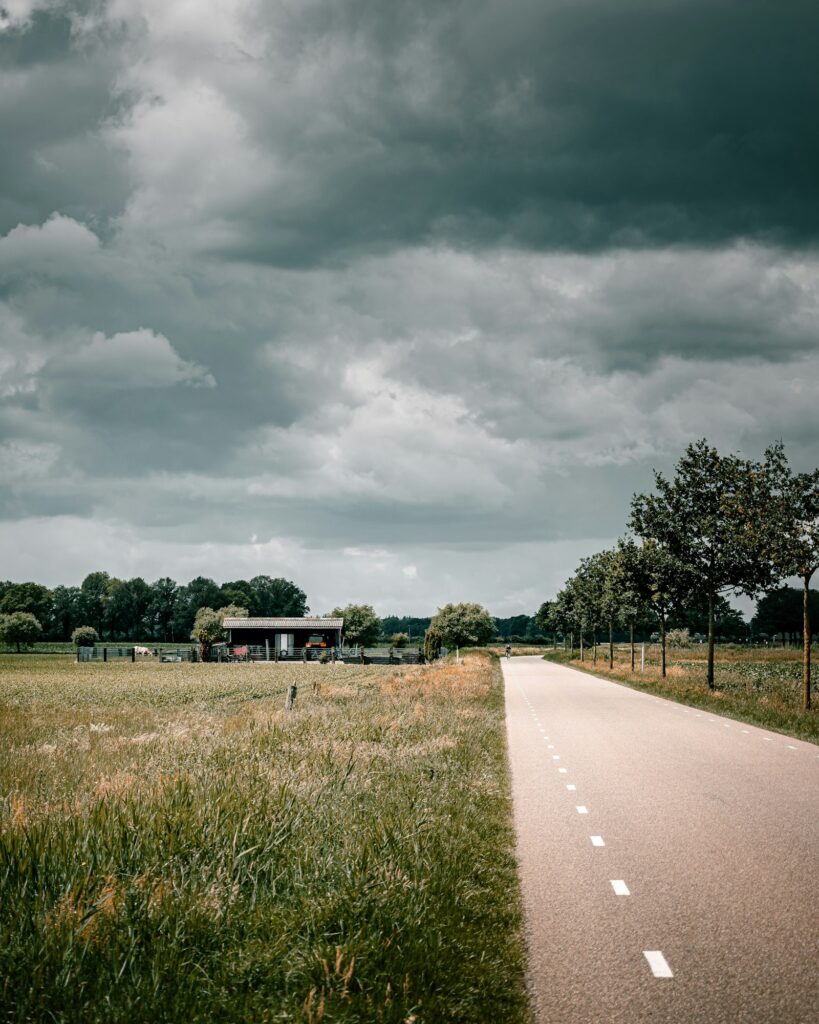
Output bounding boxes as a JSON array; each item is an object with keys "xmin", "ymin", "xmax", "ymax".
[
  {"xmin": 131, "ymin": 647, "xmax": 135, "ymax": 663},
  {"xmin": 285, "ymin": 681, "xmax": 297, "ymax": 710},
  {"xmin": 103, "ymin": 647, "xmax": 107, "ymax": 662}
]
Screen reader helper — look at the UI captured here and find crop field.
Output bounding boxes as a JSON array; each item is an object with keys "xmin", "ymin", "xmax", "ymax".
[
  {"xmin": 545, "ymin": 645, "xmax": 818, "ymax": 742},
  {"xmin": 0, "ymin": 654, "xmax": 529, "ymax": 1024}
]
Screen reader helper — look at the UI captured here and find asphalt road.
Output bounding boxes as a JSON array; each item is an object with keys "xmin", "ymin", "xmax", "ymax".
[{"xmin": 502, "ymin": 656, "xmax": 819, "ymax": 1024}]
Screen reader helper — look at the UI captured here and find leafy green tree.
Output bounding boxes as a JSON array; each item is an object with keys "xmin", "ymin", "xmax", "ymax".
[
  {"xmin": 390, "ymin": 632, "xmax": 410, "ymax": 648},
  {"xmin": 753, "ymin": 587, "xmax": 819, "ymax": 644},
  {"xmin": 0, "ymin": 582, "xmax": 52, "ymax": 627},
  {"xmin": 79, "ymin": 572, "xmax": 112, "ymax": 638},
  {"xmin": 763, "ymin": 446, "xmax": 819, "ymax": 709},
  {"xmin": 148, "ymin": 577, "xmax": 179, "ymax": 642},
  {"xmin": 429, "ymin": 603, "xmax": 495, "ymax": 650},
  {"xmin": 220, "ymin": 580, "xmax": 255, "ymax": 612},
  {"xmin": 630, "ymin": 440, "xmax": 779, "ymax": 688},
  {"xmin": 50, "ymin": 585, "xmax": 82, "ymax": 640},
  {"xmin": 172, "ymin": 577, "xmax": 222, "ymax": 640},
  {"xmin": 424, "ymin": 624, "xmax": 443, "ymax": 661},
  {"xmin": 618, "ymin": 538, "xmax": 694, "ymax": 677},
  {"xmin": 191, "ymin": 604, "xmax": 248, "ymax": 661},
  {"xmin": 332, "ymin": 604, "xmax": 381, "ymax": 648},
  {"xmin": 71, "ymin": 625, "xmax": 98, "ymax": 647},
  {"xmin": 248, "ymin": 576, "xmax": 308, "ymax": 617},
  {"xmin": 0, "ymin": 612, "xmax": 43, "ymax": 652},
  {"xmin": 614, "ymin": 539, "xmax": 653, "ymax": 671}
]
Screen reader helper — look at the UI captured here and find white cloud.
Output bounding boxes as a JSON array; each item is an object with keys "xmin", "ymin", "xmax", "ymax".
[
  {"xmin": 0, "ymin": 214, "xmax": 100, "ymax": 276},
  {"xmin": 61, "ymin": 328, "xmax": 216, "ymax": 389}
]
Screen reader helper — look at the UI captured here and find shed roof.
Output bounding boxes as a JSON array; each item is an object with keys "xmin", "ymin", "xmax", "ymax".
[{"xmin": 223, "ymin": 617, "xmax": 344, "ymax": 630}]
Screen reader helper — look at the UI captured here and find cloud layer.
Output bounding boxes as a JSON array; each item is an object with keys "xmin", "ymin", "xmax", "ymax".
[{"xmin": 1, "ymin": 1, "xmax": 817, "ymax": 613}]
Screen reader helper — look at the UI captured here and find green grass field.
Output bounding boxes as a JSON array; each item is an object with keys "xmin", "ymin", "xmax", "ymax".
[
  {"xmin": 543, "ymin": 645, "xmax": 818, "ymax": 743},
  {"xmin": 0, "ymin": 654, "xmax": 529, "ymax": 1024}
]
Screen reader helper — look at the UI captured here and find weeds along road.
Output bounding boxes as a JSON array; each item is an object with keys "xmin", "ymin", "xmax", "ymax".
[{"xmin": 503, "ymin": 655, "xmax": 819, "ymax": 1024}]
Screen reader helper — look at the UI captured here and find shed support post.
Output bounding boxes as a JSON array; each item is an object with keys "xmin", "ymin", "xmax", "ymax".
[{"xmin": 265, "ymin": 639, "xmax": 270, "ymax": 662}]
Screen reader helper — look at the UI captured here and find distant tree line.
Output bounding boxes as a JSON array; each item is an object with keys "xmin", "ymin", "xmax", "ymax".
[
  {"xmin": 539, "ymin": 440, "xmax": 819, "ymax": 710},
  {"xmin": 0, "ymin": 573, "xmax": 307, "ymax": 644}
]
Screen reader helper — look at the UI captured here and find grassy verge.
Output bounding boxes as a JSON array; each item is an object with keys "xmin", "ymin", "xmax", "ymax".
[
  {"xmin": 0, "ymin": 653, "xmax": 529, "ymax": 1024},
  {"xmin": 542, "ymin": 647, "xmax": 818, "ymax": 744}
]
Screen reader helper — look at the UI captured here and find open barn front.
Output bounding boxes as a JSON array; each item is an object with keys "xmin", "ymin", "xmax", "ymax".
[{"xmin": 221, "ymin": 617, "xmax": 344, "ymax": 661}]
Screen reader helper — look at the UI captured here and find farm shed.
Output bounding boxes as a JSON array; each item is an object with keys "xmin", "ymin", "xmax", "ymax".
[{"xmin": 222, "ymin": 616, "xmax": 344, "ymax": 658}]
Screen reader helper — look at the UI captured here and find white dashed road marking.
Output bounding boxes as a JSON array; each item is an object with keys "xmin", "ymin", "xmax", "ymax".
[
  {"xmin": 576, "ymin": 806, "xmax": 588, "ymax": 814},
  {"xmin": 610, "ymin": 880, "xmax": 630, "ymax": 895},
  {"xmin": 558, "ymin": 768, "xmax": 568, "ymax": 773},
  {"xmin": 643, "ymin": 950, "xmax": 674, "ymax": 978},
  {"xmin": 566, "ymin": 784, "xmax": 576, "ymax": 791},
  {"xmin": 590, "ymin": 836, "xmax": 605, "ymax": 847}
]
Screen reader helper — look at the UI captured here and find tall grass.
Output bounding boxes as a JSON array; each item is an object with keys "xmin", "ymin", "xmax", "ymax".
[
  {"xmin": 0, "ymin": 655, "xmax": 529, "ymax": 1023},
  {"xmin": 544, "ymin": 647, "xmax": 818, "ymax": 742}
]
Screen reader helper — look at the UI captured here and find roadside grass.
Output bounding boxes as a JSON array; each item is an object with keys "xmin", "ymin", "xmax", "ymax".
[
  {"xmin": 0, "ymin": 654, "xmax": 529, "ymax": 1024},
  {"xmin": 542, "ymin": 647, "xmax": 819, "ymax": 743}
]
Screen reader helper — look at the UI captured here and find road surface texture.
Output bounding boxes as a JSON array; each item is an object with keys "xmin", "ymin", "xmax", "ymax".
[{"xmin": 503, "ymin": 656, "xmax": 819, "ymax": 1024}]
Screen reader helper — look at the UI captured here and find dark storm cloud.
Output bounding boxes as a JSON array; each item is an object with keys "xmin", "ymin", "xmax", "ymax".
[
  {"xmin": 221, "ymin": 0, "xmax": 819, "ymax": 264},
  {"xmin": 1, "ymin": 1, "xmax": 818, "ymax": 613}
]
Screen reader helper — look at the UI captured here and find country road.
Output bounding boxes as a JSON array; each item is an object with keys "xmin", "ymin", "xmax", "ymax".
[{"xmin": 502, "ymin": 656, "xmax": 819, "ymax": 1024}]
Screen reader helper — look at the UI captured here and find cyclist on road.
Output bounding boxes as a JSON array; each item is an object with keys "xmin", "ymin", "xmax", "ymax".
[{"xmin": 505, "ymin": 643, "xmax": 512, "ymax": 659}]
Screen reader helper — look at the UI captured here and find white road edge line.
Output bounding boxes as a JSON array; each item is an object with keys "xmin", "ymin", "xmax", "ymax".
[
  {"xmin": 643, "ymin": 950, "xmax": 673, "ymax": 978},
  {"xmin": 610, "ymin": 880, "xmax": 630, "ymax": 895},
  {"xmin": 590, "ymin": 835, "xmax": 605, "ymax": 847}
]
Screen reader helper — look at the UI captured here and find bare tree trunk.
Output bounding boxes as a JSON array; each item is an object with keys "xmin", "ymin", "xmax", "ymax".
[
  {"xmin": 593, "ymin": 632, "xmax": 598, "ymax": 665},
  {"xmin": 580, "ymin": 632, "xmax": 584, "ymax": 662},
  {"xmin": 630, "ymin": 623, "xmax": 635, "ymax": 672},
  {"xmin": 660, "ymin": 614, "xmax": 667, "ymax": 678},
  {"xmin": 804, "ymin": 572, "xmax": 813, "ymax": 711},
  {"xmin": 609, "ymin": 620, "xmax": 614, "ymax": 669},
  {"xmin": 707, "ymin": 589, "xmax": 716, "ymax": 689}
]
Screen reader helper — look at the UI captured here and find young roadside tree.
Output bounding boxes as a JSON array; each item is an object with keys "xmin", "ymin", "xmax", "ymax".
[
  {"xmin": 630, "ymin": 440, "xmax": 778, "ymax": 689},
  {"xmin": 614, "ymin": 538, "xmax": 652, "ymax": 672},
  {"xmin": 764, "ymin": 447, "xmax": 819, "ymax": 710},
  {"xmin": 191, "ymin": 604, "xmax": 248, "ymax": 662},
  {"xmin": 429, "ymin": 602, "xmax": 495, "ymax": 651},
  {"xmin": 0, "ymin": 612, "xmax": 43, "ymax": 652},
  {"xmin": 331, "ymin": 604, "xmax": 381, "ymax": 648},
  {"xmin": 572, "ymin": 555, "xmax": 611, "ymax": 665}
]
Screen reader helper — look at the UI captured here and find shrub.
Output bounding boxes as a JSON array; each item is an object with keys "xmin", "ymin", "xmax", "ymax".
[
  {"xmin": 390, "ymin": 632, "xmax": 410, "ymax": 648},
  {"xmin": 70, "ymin": 626, "xmax": 99, "ymax": 648},
  {"xmin": 667, "ymin": 627, "xmax": 692, "ymax": 648},
  {"xmin": 0, "ymin": 612, "xmax": 43, "ymax": 653}
]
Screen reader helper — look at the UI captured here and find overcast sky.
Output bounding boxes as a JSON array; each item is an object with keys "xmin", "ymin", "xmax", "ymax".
[{"xmin": 1, "ymin": 0, "xmax": 818, "ymax": 616}]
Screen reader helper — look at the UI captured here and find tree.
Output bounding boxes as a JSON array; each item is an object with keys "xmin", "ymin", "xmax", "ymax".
[
  {"xmin": 0, "ymin": 582, "xmax": 52, "ymax": 627},
  {"xmin": 331, "ymin": 604, "xmax": 381, "ymax": 648},
  {"xmin": 79, "ymin": 572, "xmax": 112, "ymax": 638},
  {"xmin": 753, "ymin": 586, "xmax": 819, "ymax": 644},
  {"xmin": 0, "ymin": 612, "xmax": 43, "ymax": 652},
  {"xmin": 390, "ymin": 632, "xmax": 409, "ymax": 648},
  {"xmin": 618, "ymin": 538, "xmax": 694, "ymax": 678},
  {"xmin": 191, "ymin": 604, "xmax": 247, "ymax": 662},
  {"xmin": 71, "ymin": 625, "xmax": 99, "ymax": 648},
  {"xmin": 50, "ymin": 585, "xmax": 82, "ymax": 640},
  {"xmin": 424, "ymin": 624, "xmax": 443, "ymax": 661},
  {"xmin": 630, "ymin": 440, "xmax": 779, "ymax": 688},
  {"xmin": 148, "ymin": 577, "xmax": 179, "ymax": 642},
  {"xmin": 764, "ymin": 447, "xmax": 819, "ymax": 709},
  {"xmin": 248, "ymin": 576, "xmax": 308, "ymax": 617},
  {"xmin": 429, "ymin": 602, "xmax": 495, "ymax": 649},
  {"xmin": 220, "ymin": 580, "xmax": 254, "ymax": 611}
]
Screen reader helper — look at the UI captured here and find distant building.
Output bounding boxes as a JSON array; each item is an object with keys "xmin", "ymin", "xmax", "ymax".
[{"xmin": 222, "ymin": 616, "xmax": 343, "ymax": 657}]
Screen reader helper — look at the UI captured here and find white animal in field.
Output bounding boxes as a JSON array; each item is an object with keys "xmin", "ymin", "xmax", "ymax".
[{"xmin": 134, "ymin": 645, "xmax": 153, "ymax": 657}]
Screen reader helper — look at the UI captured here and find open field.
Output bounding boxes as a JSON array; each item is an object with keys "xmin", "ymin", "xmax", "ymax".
[
  {"xmin": 543, "ymin": 645, "xmax": 819, "ymax": 743},
  {"xmin": 0, "ymin": 654, "xmax": 529, "ymax": 1024}
]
